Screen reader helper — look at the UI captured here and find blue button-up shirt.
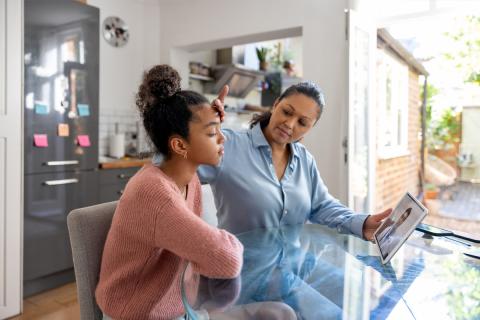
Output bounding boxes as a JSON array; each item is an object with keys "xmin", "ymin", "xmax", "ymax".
[{"xmin": 195, "ymin": 124, "xmax": 368, "ymax": 236}]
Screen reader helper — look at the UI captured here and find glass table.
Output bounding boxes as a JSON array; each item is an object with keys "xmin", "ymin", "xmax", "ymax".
[{"xmin": 181, "ymin": 224, "xmax": 480, "ymax": 320}]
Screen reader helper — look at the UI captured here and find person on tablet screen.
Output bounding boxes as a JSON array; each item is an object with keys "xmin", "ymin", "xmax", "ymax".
[
  {"xmin": 377, "ymin": 208, "xmax": 412, "ymax": 259},
  {"xmin": 377, "ymin": 208, "xmax": 412, "ymax": 243}
]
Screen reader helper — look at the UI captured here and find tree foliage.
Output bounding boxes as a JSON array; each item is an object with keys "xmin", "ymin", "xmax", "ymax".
[
  {"xmin": 421, "ymin": 83, "xmax": 460, "ymax": 150},
  {"xmin": 444, "ymin": 16, "xmax": 480, "ymax": 85}
]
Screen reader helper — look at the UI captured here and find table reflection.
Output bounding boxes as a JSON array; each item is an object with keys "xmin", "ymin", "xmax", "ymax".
[{"xmin": 181, "ymin": 224, "xmax": 480, "ymax": 320}]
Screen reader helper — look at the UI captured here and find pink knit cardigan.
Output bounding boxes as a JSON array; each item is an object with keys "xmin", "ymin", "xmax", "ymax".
[{"xmin": 96, "ymin": 164, "xmax": 243, "ymax": 320}]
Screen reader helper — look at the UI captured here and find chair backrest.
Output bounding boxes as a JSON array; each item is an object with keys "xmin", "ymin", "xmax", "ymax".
[
  {"xmin": 201, "ymin": 184, "xmax": 218, "ymax": 227},
  {"xmin": 67, "ymin": 201, "xmax": 117, "ymax": 320}
]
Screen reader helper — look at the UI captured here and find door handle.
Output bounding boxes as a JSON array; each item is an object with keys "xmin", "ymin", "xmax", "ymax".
[
  {"xmin": 43, "ymin": 178, "xmax": 79, "ymax": 186},
  {"xmin": 342, "ymin": 137, "xmax": 348, "ymax": 164},
  {"xmin": 45, "ymin": 160, "xmax": 79, "ymax": 166}
]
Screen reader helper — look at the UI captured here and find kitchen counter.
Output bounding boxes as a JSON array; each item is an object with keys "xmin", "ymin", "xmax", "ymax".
[
  {"xmin": 99, "ymin": 156, "xmax": 151, "ymax": 169},
  {"xmin": 98, "ymin": 111, "xmax": 253, "ymax": 170}
]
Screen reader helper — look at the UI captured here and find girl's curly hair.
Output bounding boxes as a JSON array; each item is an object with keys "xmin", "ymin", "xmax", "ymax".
[{"xmin": 136, "ymin": 65, "xmax": 208, "ymax": 157}]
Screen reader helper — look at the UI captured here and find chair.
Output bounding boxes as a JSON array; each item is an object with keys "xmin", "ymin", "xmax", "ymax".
[
  {"xmin": 201, "ymin": 184, "xmax": 218, "ymax": 227},
  {"xmin": 67, "ymin": 201, "xmax": 117, "ymax": 320}
]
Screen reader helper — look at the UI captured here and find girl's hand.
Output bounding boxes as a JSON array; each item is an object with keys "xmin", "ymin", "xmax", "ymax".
[
  {"xmin": 212, "ymin": 85, "xmax": 228, "ymax": 122},
  {"xmin": 362, "ymin": 208, "xmax": 392, "ymax": 241}
]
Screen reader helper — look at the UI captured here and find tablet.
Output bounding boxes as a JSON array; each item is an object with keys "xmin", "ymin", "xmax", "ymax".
[{"xmin": 374, "ymin": 192, "xmax": 428, "ymax": 264}]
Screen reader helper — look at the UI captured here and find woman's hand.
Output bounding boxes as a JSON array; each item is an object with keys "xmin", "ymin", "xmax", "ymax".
[
  {"xmin": 362, "ymin": 208, "xmax": 392, "ymax": 241},
  {"xmin": 212, "ymin": 85, "xmax": 229, "ymax": 122}
]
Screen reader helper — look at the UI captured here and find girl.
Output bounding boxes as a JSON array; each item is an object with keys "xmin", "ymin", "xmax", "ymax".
[{"xmin": 96, "ymin": 65, "xmax": 243, "ymax": 320}]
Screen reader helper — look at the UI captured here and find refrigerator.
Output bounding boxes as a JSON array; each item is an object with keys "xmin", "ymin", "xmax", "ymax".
[{"xmin": 24, "ymin": 0, "xmax": 100, "ymax": 296}]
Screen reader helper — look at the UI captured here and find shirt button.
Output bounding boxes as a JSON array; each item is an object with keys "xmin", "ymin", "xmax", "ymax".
[{"xmin": 284, "ymin": 210, "xmax": 288, "ymax": 214}]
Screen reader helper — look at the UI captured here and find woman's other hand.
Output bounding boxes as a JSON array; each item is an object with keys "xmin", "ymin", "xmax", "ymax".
[
  {"xmin": 362, "ymin": 208, "xmax": 392, "ymax": 241},
  {"xmin": 212, "ymin": 85, "xmax": 228, "ymax": 122}
]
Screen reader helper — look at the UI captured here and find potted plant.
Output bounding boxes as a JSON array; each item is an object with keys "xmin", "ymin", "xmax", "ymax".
[
  {"xmin": 424, "ymin": 183, "xmax": 439, "ymax": 199},
  {"xmin": 255, "ymin": 46, "xmax": 270, "ymax": 71}
]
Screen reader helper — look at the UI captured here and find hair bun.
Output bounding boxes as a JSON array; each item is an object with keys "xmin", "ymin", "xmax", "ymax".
[
  {"xmin": 146, "ymin": 64, "xmax": 181, "ymax": 98},
  {"xmin": 137, "ymin": 65, "xmax": 182, "ymax": 114}
]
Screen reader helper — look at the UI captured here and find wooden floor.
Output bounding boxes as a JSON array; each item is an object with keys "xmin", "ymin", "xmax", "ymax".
[{"xmin": 9, "ymin": 282, "xmax": 80, "ymax": 320}]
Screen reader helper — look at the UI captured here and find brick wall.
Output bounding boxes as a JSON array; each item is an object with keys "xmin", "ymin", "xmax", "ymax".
[{"xmin": 375, "ymin": 68, "xmax": 422, "ymax": 211}]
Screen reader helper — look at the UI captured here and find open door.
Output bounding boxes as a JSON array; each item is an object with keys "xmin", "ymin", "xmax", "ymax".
[
  {"xmin": 347, "ymin": 9, "xmax": 376, "ymax": 213},
  {"xmin": 343, "ymin": 9, "xmax": 377, "ymax": 318},
  {"xmin": 0, "ymin": 0, "xmax": 23, "ymax": 318}
]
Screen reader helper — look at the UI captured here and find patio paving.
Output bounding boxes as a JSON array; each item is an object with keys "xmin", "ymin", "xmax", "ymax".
[
  {"xmin": 424, "ymin": 181, "xmax": 480, "ymax": 235},
  {"xmin": 437, "ymin": 182, "xmax": 480, "ymax": 221},
  {"xmin": 424, "ymin": 213, "xmax": 480, "ymax": 236}
]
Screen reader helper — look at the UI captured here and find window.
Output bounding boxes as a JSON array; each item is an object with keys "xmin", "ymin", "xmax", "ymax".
[
  {"xmin": 59, "ymin": 28, "xmax": 85, "ymax": 64},
  {"xmin": 377, "ymin": 50, "xmax": 409, "ymax": 158}
]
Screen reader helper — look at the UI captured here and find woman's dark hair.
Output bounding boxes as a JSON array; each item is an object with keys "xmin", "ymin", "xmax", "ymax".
[
  {"xmin": 136, "ymin": 64, "xmax": 208, "ymax": 157},
  {"xmin": 250, "ymin": 81, "xmax": 326, "ymax": 128}
]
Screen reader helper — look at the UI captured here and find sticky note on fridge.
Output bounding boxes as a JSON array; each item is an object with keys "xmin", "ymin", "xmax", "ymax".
[
  {"xmin": 34, "ymin": 102, "xmax": 49, "ymax": 115},
  {"xmin": 77, "ymin": 135, "xmax": 91, "ymax": 147},
  {"xmin": 77, "ymin": 104, "xmax": 90, "ymax": 117},
  {"xmin": 33, "ymin": 134, "xmax": 48, "ymax": 147},
  {"xmin": 58, "ymin": 123, "xmax": 69, "ymax": 137}
]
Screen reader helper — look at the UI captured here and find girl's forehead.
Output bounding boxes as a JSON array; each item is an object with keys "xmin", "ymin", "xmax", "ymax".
[{"xmin": 192, "ymin": 104, "xmax": 220, "ymax": 124}]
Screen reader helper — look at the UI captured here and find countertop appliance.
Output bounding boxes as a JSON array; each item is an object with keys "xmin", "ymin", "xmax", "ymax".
[
  {"xmin": 24, "ymin": 0, "xmax": 99, "ymax": 296},
  {"xmin": 204, "ymin": 47, "xmax": 265, "ymax": 98},
  {"xmin": 206, "ymin": 64, "xmax": 264, "ymax": 98}
]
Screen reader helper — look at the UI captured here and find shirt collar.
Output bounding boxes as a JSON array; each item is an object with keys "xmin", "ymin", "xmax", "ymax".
[
  {"xmin": 250, "ymin": 123, "xmax": 300, "ymax": 161},
  {"xmin": 250, "ymin": 123, "xmax": 270, "ymax": 148}
]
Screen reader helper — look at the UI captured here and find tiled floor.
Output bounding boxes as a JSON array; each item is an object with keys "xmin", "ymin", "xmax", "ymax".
[
  {"xmin": 436, "ymin": 182, "xmax": 480, "ymax": 221},
  {"xmin": 424, "ymin": 212, "xmax": 480, "ymax": 235},
  {"xmin": 9, "ymin": 283, "xmax": 80, "ymax": 320},
  {"xmin": 424, "ymin": 182, "xmax": 480, "ymax": 235}
]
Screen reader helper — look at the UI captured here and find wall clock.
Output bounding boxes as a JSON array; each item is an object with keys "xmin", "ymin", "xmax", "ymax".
[{"xmin": 102, "ymin": 16, "xmax": 129, "ymax": 47}]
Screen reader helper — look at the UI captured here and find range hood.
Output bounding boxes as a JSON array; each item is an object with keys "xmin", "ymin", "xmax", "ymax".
[
  {"xmin": 207, "ymin": 64, "xmax": 264, "ymax": 98},
  {"xmin": 204, "ymin": 47, "xmax": 264, "ymax": 98}
]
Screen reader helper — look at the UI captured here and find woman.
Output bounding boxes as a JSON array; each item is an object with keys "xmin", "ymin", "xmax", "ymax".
[
  {"xmin": 95, "ymin": 65, "xmax": 243, "ymax": 320},
  {"xmin": 186, "ymin": 82, "xmax": 391, "ymax": 319},
  {"xmin": 194, "ymin": 82, "xmax": 391, "ymax": 238}
]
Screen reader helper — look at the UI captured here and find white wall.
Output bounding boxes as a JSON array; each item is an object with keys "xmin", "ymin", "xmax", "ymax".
[
  {"xmin": 86, "ymin": 0, "xmax": 161, "ymax": 114},
  {"xmin": 159, "ymin": 0, "xmax": 351, "ymax": 201},
  {"xmin": 86, "ymin": 0, "xmax": 161, "ymax": 156}
]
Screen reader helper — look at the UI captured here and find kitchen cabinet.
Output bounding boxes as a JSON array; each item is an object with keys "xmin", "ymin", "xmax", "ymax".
[
  {"xmin": 24, "ymin": 170, "xmax": 99, "ymax": 296},
  {"xmin": 23, "ymin": 0, "xmax": 100, "ymax": 297},
  {"xmin": 99, "ymin": 167, "xmax": 140, "ymax": 202}
]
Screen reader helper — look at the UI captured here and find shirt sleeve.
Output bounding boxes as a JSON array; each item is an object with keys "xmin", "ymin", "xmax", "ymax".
[
  {"xmin": 308, "ymin": 158, "xmax": 368, "ymax": 238},
  {"xmin": 153, "ymin": 196, "xmax": 243, "ymax": 279}
]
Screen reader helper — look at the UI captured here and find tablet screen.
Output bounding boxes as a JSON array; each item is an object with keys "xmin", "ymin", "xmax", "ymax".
[{"xmin": 374, "ymin": 192, "xmax": 428, "ymax": 264}]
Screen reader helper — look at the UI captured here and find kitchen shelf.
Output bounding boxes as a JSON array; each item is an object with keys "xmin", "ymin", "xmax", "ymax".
[
  {"xmin": 459, "ymin": 163, "xmax": 476, "ymax": 168},
  {"xmin": 189, "ymin": 73, "xmax": 214, "ymax": 81}
]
